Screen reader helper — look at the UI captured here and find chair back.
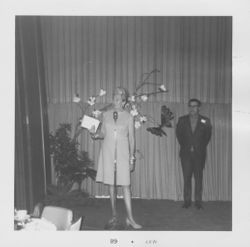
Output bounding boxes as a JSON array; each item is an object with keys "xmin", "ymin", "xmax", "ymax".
[
  {"xmin": 69, "ymin": 216, "xmax": 83, "ymax": 231},
  {"xmin": 41, "ymin": 206, "xmax": 73, "ymax": 230}
]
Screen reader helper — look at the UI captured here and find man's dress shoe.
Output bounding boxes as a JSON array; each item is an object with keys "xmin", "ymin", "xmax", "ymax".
[
  {"xmin": 182, "ymin": 202, "xmax": 191, "ymax": 208},
  {"xmin": 195, "ymin": 201, "xmax": 203, "ymax": 210}
]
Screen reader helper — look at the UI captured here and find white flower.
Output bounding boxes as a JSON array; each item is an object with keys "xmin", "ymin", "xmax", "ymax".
[
  {"xmin": 141, "ymin": 95, "xmax": 148, "ymax": 102},
  {"xmin": 159, "ymin": 84, "xmax": 167, "ymax": 92},
  {"xmin": 135, "ymin": 121, "xmax": 141, "ymax": 129},
  {"xmin": 129, "ymin": 95, "xmax": 136, "ymax": 102},
  {"xmin": 73, "ymin": 95, "xmax": 81, "ymax": 103},
  {"xmin": 92, "ymin": 110, "xmax": 102, "ymax": 118},
  {"xmin": 139, "ymin": 116, "xmax": 147, "ymax": 123},
  {"xmin": 99, "ymin": 89, "xmax": 106, "ymax": 96},
  {"xmin": 131, "ymin": 104, "xmax": 136, "ymax": 110},
  {"xmin": 201, "ymin": 119, "xmax": 206, "ymax": 124},
  {"xmin": 130, "ymin": 108, "xmax": 139, "ymax": 117},
  {"xmin": 87, "ymin": 96, "xmax": 96, "ymax": 106}
]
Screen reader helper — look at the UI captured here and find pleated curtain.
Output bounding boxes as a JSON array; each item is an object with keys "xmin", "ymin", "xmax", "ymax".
[{"xmin": 41, "ymin": 16, "xmax": 232, "ymax": 200}]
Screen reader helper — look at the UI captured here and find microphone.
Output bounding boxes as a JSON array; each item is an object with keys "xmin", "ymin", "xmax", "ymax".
[{"xmin": 113, "ymin": 111, "xmax": 118, "ymax": 123}]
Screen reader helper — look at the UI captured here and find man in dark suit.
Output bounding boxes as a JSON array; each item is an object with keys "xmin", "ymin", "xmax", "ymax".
[{"xmin": 176, "ymin": 99, "xmax": 212, "ymax": 209}]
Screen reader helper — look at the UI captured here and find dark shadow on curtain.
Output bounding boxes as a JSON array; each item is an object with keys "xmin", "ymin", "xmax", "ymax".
[{"xmin": 15, "ymin": 16, "xmax": 50, "ymax": 212}]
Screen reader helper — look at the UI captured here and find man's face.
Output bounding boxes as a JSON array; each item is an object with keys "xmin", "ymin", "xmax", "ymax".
[{"xmin": 188, "ymin": 101, "xmax": 200, "ymax": 116}]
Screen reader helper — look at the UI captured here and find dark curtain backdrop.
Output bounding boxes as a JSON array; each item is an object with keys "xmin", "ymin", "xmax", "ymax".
[
  {"xmin": 41, "ymin": 16, "xmax": 232, "ymax": 200},
  {"xmin": 15, "ymin": 16, "xmax": 50, "ymax": 211}
]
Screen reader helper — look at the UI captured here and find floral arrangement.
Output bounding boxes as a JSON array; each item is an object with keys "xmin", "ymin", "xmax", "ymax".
[
  {"xmin": 72, "ymin": 69, "xmax": 173, "ymax": 137},
  {"xmin": 124, "ymin": 69, "xmax": 170, "ymax": 130}
]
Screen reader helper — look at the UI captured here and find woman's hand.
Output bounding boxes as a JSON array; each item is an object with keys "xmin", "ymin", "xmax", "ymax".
[
  {"xmin": 129, "ymin": 155, "xmax": 136, "ymax": 172},
  {"xmin": 89, "ymin": 125, "xmax": 96, "ymax": 134},
  {"xmin": 89, "ymin": 125, "xmax": 98, "ymax": 140}
]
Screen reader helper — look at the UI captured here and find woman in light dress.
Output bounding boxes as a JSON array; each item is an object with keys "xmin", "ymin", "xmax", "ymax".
[{"xmin": 90, "ymin": 87, "xmax": 142, "ymax": 229}]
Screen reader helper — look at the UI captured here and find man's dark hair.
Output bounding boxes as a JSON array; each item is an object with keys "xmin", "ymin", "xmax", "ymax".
[{"xmin": 188, "ymin": 98, "xmax": 201, "ymax": 107}]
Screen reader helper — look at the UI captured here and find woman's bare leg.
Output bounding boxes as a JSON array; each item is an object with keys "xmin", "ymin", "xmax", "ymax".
[
  {"xmin": 122, "ymin": 185, "xmax": 133, "ymax": 219},
  {"xmin": 109, "ymin": 185, "xmax": 116, "ymax": 218},
  {"xmin": 122, "ymin": 185, "xmax": 142, "ymax": 228}
]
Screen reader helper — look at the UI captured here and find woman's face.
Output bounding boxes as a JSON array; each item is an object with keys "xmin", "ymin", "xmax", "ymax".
[{"xmin": 113, "ymin": 92, "xmax": 123, "ymax": 109}]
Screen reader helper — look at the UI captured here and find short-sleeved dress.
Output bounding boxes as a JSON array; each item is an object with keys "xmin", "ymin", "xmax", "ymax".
[{"xmin": 96, "ymin": 109, "xmax": 133, "ymax": 186}]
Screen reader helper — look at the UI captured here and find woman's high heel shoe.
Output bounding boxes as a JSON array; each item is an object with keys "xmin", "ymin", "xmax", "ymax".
[{"xmin": 125, "ymin": 218, "xmax": 142, "ymax": 229}]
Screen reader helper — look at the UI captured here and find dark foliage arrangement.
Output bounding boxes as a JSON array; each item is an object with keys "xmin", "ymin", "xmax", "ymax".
[{"xmin": 49, "ymin": 123, "xmax": 96, "ymax": 192}]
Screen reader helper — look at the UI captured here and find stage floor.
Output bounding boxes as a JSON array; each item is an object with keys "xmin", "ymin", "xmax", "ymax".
[{"xmin": 72, "ymin": 198, "xmax": 232, "ymax": 231}]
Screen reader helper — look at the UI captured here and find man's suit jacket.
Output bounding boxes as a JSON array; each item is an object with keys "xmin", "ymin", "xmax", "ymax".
[{"xmin": 176, "ymin": 114, "xmax": 212, "ymax": 165}]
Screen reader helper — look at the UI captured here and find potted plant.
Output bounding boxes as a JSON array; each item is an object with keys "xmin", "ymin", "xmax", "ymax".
[{"xmin": 49, "ymin": 123, "xmax": 96, "ymax": 195}]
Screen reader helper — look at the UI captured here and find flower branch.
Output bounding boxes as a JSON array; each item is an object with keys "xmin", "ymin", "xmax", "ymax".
[
  {"xmin": 135, "ymin": 69, "xmax": 160, "ymax": 92},
  {"xmin": 124, "ymin": 69, "xmax": 172, "ymax": 130},
  {"xmin": 72, "ymin": 89, "xmax": 107, "ymax": 140}
]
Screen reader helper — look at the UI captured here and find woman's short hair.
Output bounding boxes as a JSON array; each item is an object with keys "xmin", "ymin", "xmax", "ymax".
[{"xmin": 112, "ymin": 87, "xmax": 128, "ymax": 102}]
